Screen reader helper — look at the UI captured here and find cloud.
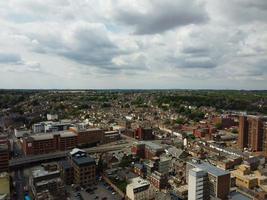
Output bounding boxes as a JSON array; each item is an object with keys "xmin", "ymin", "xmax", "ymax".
[
  {"xmin": 29, "ymin": 22, "xmax": 122, "ymax": 71},
  {"xmin": 113, "ymin": 0, "xmax": 209, "ymax": 34},
  {"xmin": 0, "ymin": 53, "xmax": 22, "ymax": 64},
  {"xmin": 0, "ymin": 0, "xmax": 266, "ymax": 89}
]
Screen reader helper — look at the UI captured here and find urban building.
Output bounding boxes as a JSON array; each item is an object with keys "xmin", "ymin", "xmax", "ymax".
[
  {"xmin": 148, "ymin": 171, "xmax": 168, "ymax": 190},
  {"xmin": 103, "ymin": 130, "xmax": 121, "ymax": 143},
  {"xmin": 135, "ymin": 127, "xmax": 154, "ymax": 140},
  {"xmin": 126, "ymin": 177, "xmax": 155, "ymax": 200},
  {"xmin": 186, "ymin": 159, "xmax": 230, "ymax": 200},
  {"xmin": 188, "ymin": 168, "xmax": 208, "ymax": 200},
  {"xmin": 14, "ymin": 127, "xmax": 30, "ymax": 138},
  {"xmin": 238, "ymin": 115, "xmax": 267, "ymax": 152},
  {"xmin": 58, "ymin": 160, "xmax": 73, "ymax": 185},
  {"xmin": 32, "ymin": 121, "xmax": 71, "ymax": 134},
  {"xmin": 0, "ymin": 172, "xmax": 10, "ymax": 200},
  {"xmin": 213, "ymin": 116, "xmax": 237, "ymax": 129},
  {"xmin": 231, "ymin": 164, "xmax": 267, "ymax": 192},
  {"xmin": 131, "ymin": 141, "xmax": 164, "ymax": 160},
  {"xmin": 69, "ymin": 127, "xmax": 104, "ymax": 147},
  {"xmin": 0, "ymin": 134, "xmax": 9, "ymax": 173},
  {"xmin": 47, "ymin": 114, "xmax": 58, "ymax": 121},
  {"xmin": 64, "ymin": 148, "xmax": 96, "ymax": 187},
  {"xmin": 29, "ymin": 165, "xmax": 66, "ymax": 200},
  {"xmin": 153, "ymin": 156, "xmax": 171, "ymax": 175},
  {"xmin": 22, "ymin": 131, "xmax": 77, "ymax": 155}
]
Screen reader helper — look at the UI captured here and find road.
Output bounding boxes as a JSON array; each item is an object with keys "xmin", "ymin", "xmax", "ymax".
[{"xmin": 9, "ymin": 143, "xmax": 131, "ymax": 169}]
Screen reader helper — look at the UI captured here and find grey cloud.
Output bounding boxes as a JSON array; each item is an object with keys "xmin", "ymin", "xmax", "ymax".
[
  {"xmin": 31, "ymin": 23, "xmax": 120, "ymax": 68},
  {"xmin": 215, "ymin": 0, "xmax": 267, "ymax": 23},
  {"xmin": 0, "ymin": 53, "xmax": 22, "ymax": 64},
  {"xmin": 114, "ymin": 0, "xmax": 209, "ymax": 34}
]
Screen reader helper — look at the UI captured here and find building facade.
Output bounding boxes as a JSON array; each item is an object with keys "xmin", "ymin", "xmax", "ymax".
[
  {"xmin": 238, "ymin": 115, "xmax": 267, "ymax": 153},
  {"xmin": 188, "ymin": 168, "xmax": 209, "ymax": 200},
  {"xmin": 186, "ymin": 159, "xmax": 230, "ymax": 200}
]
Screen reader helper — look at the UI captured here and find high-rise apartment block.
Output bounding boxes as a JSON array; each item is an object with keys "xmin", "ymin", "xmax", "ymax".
[{"xmin": 238, "ymin": 115, "xmax": 267, "ymax": 153}]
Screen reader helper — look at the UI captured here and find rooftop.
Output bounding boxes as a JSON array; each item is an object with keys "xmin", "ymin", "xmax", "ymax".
[
  {"xmin": 128, "ymin": 177, "xmax": 150, "ymax": 189},
  {"xmin": 188, "ymin": 159, "xmax": 230, "ymax": 177},
  {"xmin": 72, "ymin": 156, "xmax": 95, "ymax": 167}
]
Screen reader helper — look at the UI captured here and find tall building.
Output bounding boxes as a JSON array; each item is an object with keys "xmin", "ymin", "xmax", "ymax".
[
  {"xmin": 0, "ymin": 135, "xmax": 9, "ymax": 173},
  {"xmin": 59, "ymin": 148, "xmax": 96, "ymax": 187},
  {"xmin": 135, "ymin": 127, "xmax": 154, "ymax": 140},
  {"xmin": 186, "ymin": 159, "xmax": 230, "ymax": 200},
  {"xmin": 188, "ymin": 168, "xmax": 208, "ymax": 200},
  {"xmin": 238, "ymin": 115, "xmax": 267, "ymax": 152},
  {"xmin": 238, "ymin": 115, "xmax": 248, "ymax": 149}
]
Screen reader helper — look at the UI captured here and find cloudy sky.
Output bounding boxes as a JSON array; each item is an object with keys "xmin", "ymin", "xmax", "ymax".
[{"xmin": 0, "ymin": 0, "xmax": 266, "ymax": 89}]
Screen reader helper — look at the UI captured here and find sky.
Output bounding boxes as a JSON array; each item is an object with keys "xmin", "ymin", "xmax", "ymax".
[{"xmin": 0, "ymin": 0, "xmax": 266, "ymax": 89}]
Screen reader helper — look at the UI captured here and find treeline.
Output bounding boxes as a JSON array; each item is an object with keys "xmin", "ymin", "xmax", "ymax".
[{"xmin": 156, "ymin": 91, "xmax": 267, "ymax": 114}]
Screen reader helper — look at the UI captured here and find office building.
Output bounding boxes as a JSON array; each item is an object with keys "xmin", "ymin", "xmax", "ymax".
[
  {"xmin": 103, "ymin": 130, "xmax": 121, "ymax": 143},
  {"xmin": 59, "ymin": 148, "xmax": 96, "ymax": 187},
  {"xmin": 69, "ymin": 127, "xmax": 104, "ymax": 147},
  {"xmin": 32, "ymin": 121, "xmax": 71, "ymax": 134},
  {"xmin": 22, "ymin": 131, "xmax": 77, "ymax": 155},
  {"xmin": 188, "ymin": 168, "xmax": 208, "ymax": 200},
  {"xmin": 186, "ymin": 159, "xmax": 230, "ymax": 200}
]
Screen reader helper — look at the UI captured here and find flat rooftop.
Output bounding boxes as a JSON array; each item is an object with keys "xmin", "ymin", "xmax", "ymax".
[
  {"xmin": 128, "ymin": 177, "xmax": 150, "ymax": 189},
  {"xmin": 188, "ymin": 159, "xmax": 230, "ymax": 177},
  {"xmin": 72, "ymin": 156, "xmax": 95, "ymax": 167}
]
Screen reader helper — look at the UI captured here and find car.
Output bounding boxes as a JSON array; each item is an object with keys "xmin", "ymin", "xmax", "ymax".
[{"xmin": 112, "ymin": 192, "xmax": 116, "ymax": 195}]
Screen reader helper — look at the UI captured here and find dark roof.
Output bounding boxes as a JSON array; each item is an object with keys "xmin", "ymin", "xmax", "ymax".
[
  {"xmin": 72, "ymin": 156, "xmax": 95, "ymax": 167},
  {"xmin": 58, "ymin": 160, "xmax": 72, "ymax": 170}
]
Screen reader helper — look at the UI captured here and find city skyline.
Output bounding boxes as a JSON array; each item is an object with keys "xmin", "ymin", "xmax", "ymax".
[{"xmin": 0, "ymin": 0, "xmax": 267, "ymax": 89}]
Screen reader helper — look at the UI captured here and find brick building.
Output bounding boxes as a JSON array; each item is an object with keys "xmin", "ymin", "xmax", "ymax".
[
  {"xmin": 134, "ymin": 127, "xmax": 154, "ymax": 140},
  {"xmin": 69, "ymin": 127, "xmax": 104, "ymax": 147},
  {"xmin": 0, "ymin": 134, "xmax": 9, "ymax": 173},
  {"xmin": 238, "ymin": 115, "xmax": 267, "ymax": 153},
  {"xmin": 148, "ymin": 171, "xmax": 168, "ymax": 190},
  {"xmin": 22, "ymin": 131, "xmax": 78, "ymax": 155},
  {"xmin": 131, "ymin": 141, "xmax": 164, "ymax": 160},
  {"xmin": 103, "ymin": 130, "xmax": 121, "ymax": 143},
  {"xmin": 58, "ymin": 148, "xmax": 96, "ymax": 187},
  {"xmin": 213, "ymin": 116, "xmax": 237, "ymax": 129}
]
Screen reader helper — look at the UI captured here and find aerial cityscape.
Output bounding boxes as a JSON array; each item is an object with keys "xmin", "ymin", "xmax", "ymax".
[
  {"xmin": 0, "ymin": 0, "xmax": 267, "ymax": 200},
  {"xmin": 0, "ymin": 90, "xmax": 266, "ymax": 200}
]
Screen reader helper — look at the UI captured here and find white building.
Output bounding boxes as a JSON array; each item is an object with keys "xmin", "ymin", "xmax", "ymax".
[
  {"xmin": 14, "ymin": 128, "xmax": 30, "ymax": 138},
  {"xmin": 188, "ymin": 168, "xmax": 208, "ymax": 200},
  {"xmin": 126, "ymin": 177, "xmax": 155, "ymax": 200},
  {"xmin": 47, "ymin": 114, "xmax": 58, "ymax": 121}
]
